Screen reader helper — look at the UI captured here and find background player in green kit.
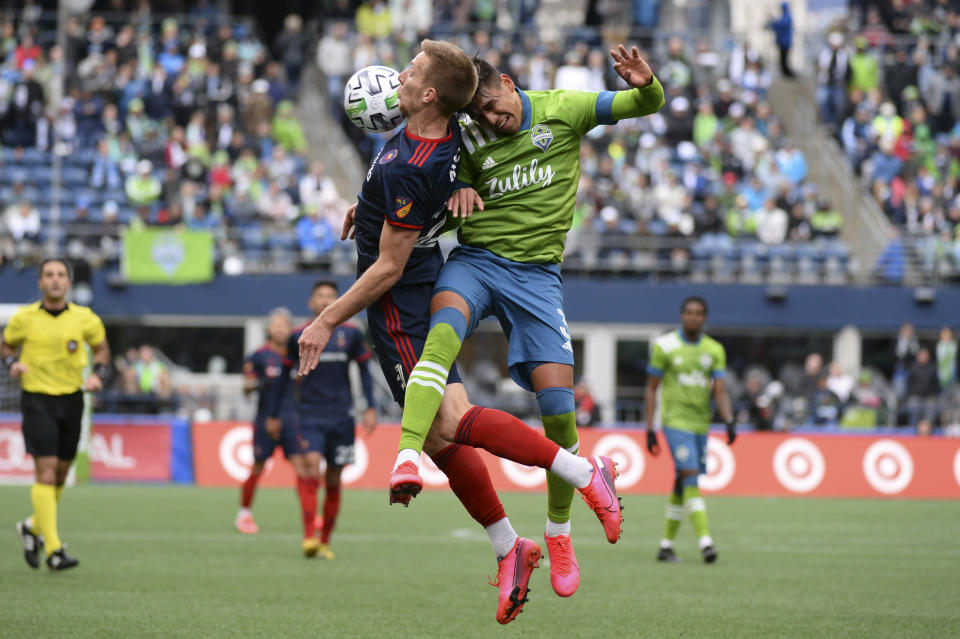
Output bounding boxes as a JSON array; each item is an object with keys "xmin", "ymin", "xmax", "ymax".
[
  {"xmin": 644, "ymin": 296, "xmax": 736, "ymax": 563},
  {"xmin": 391, "ymin": 45, "xmax": 664, "ymax": 597}
]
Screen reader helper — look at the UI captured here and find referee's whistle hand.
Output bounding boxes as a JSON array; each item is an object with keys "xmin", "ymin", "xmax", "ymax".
[
  {"xmin": 84, "ymin": 374, "xmax": 103, "ymax": 392},
  {"xmin": 8, "ymin": 362, "xmax": 27, "ymax": 378}
]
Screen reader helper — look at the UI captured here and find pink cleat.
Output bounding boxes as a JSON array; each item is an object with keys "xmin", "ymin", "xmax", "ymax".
[
  {"xmin": 389, "ymin": 461, "xmax": 423, "ymax": 506},
  {"xmin": 579, "ymin": 455, "xmax": 623, "ymax": 543},
  {"xmin": 544, "ymin": 533, "xmax": 579, "ymax": 597},
  {"xmin": 235, "ymin": 512, "xmax": 259, "ymax": 534},
  {"xmin": 491, "ymin": 537, "xmax": 541, "ymax": 625}
]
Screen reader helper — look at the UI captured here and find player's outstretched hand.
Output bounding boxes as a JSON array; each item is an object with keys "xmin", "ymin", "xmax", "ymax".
[
  {"xmin": 726, "ymin": 421, "xmax": 737, "ymax": 446},
  {"xmin": 341, "ymin": 202, "xmax": 358, "ymax": 240},
  {"xmin": 298, "ymin": 318, "xmax": 334, "ymax": 376},
  {"xmin": 266, "ymin": 417, "xmax": 282, "ymax": 441},
  {"xmin": 447, "ymin": 187, "xmax": 484, "ymax": 218},
  {"xmin": 646, "ymin": 430, "xmax": 660, "ymax": 456},
  {"xmin": 362, "ymin": 407, "xmax": 377, "ymax": 435},
  {"xmin": 610, "ymin": 44, "xmax": 654, "ymax": 88}
]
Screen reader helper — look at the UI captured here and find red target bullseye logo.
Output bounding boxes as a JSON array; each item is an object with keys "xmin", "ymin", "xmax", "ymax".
[
  {"xmin": 954, "ymin": 447, "xmax": 960, "ymax": 488},
  {"xmin": 862, "ymin": 440, "xmax": 913, "ymax": 495},
  {"xmin": 591, "ymin": 434, "xmax": 645, "ymax": 488},
  {"xmin": 699, "ymin": 437, "xmax": 735, "ymax": 491},
  {"xmin": 500, "ymin": 459, "xmax": 546, "ymax": 488},
  {"xmin": 218, "ymin": 426, "xmax": 272, "ymax": 481},
  {"xmin": 772, "ymin": 438, "xmax": 825, "ymax": 493},
  {"xmin": 419, "ymin": 452, "xmax": 449, "ymax": 486},
  {"xmin": 339, "ymin": 439, "xmax": 369, "ymax": 484}
]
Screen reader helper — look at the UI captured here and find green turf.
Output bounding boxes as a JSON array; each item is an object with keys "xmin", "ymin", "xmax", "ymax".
[{"xmin": 1, "ymin": 485, "xmax": 958, "ymax": 638}]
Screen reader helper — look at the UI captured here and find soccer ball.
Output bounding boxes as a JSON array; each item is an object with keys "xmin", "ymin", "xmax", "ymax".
[{"xmin": 342, "ymin": 65, "xmax": 403, "ymax": 133}]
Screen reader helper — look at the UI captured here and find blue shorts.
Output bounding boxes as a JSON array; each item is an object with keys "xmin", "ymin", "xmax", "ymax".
[
  {"xmin": 663, "ymin": 426, "xmax": 708, "ymax": 475},
  {"xmin": 435, "ymin": 245, "xmax": 573, "ymax": 391},
  {"xmin": 252, "ymin": 413, "xmax": 300, "ymax": 463},
  {"xmin": 367, "ymin": 281, "xmax": 462, "ymax": 406},
  {"xmin": 297, "ymin": 415, "xmax": 357, "ymax": 467}
]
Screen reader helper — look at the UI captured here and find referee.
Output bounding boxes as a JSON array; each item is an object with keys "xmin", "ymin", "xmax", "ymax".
[{"xmin": 2, "ymin": 257, "xmax": 110, "ymax": 571}]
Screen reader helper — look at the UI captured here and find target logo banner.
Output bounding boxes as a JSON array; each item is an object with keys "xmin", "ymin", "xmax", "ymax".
[{"xmin": 190, "ymin": 422, "xmax": 960, "ymax": 498}]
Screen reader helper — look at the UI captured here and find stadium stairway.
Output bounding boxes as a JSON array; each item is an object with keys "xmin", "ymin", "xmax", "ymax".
[
  {"xmin": 766, "ymin": 77, "xmax": 913, "ymax": 284},
  {"xmin": 296, "ymin": 63, "xmax": 366, "ymax": 203}
]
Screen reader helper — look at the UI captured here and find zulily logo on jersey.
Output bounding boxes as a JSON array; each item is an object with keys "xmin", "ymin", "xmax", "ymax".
[
  {"xmin": 485, "ymin": 158, "xmax": 555, "ymax": 199},
  {"xmin": 530, "ymin": 123, "xmax": 553, "ymax": 151},
  {"xmin": 677, "ymin": 370, "xmax": 709, "ymax": 388}
]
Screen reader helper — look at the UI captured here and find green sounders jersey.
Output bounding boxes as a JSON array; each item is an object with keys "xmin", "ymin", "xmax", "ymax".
[
  {"xmin": 456, "ymin": 79, "xmax": 664, "ymax": 263},
  {"xmin": 648, "ymin": 330, "xmax": 727, "ymax": 434}
]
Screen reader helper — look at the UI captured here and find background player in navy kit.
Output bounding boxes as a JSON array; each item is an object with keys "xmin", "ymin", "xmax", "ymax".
[
  {"xmin": 235, "ymin": 308, "xmax": 298, "ymax": 534},
  {"xmin": 271, "ymin": 280, "xmax": 377, "ymax": 559}
]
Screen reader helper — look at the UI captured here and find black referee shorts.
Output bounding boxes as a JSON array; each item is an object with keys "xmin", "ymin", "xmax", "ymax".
[{"xmin": 21, "ymin": 390, "xmax": 84, "ymax": 460}]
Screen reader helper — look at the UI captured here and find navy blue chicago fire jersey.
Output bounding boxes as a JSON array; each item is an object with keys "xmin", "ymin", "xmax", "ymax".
[
  {"xmin": 243, "ymin": 344, "xmax": 294, "ymax": 421},
  {"xmin": 353, "ymin": 120, "xmax": 462, "ymax": 285},
  {"xmin": 283, "ymin": 322, "xmax": 375, "ymax": 421}
]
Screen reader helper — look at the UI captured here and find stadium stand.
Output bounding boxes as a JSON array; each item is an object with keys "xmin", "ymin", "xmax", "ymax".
[{"xmin": 813, "ymin": 2, "xmax": 960, "ymax": 283}]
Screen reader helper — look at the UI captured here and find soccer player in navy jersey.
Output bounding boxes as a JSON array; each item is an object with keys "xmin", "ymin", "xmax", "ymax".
[
  {"xmin": 270, "ymin": 281, "xmax": 377, "ymax": 559},
  {"xmin": 235, "ymin": 307, "xmax": 298, "ymax": 534},
  {"xmin": 295, "ymin": 40, "xmax": 619, "ymax": 625}
]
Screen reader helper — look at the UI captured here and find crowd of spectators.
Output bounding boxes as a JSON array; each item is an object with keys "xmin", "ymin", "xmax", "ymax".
[
  {"xmin": 316, "ymin": 1, "xmax": 850, "ymax": 282},
  {"xmin": 815, "ymin": 1, "xmax": 960, "ymax": 282},
  {"xmin": 0, "ymin": 5, "xmax": 353, "ymax": 273},
  {"xmin": 732, "ymin": 322, "xmax": 960, "ymax": 434}
]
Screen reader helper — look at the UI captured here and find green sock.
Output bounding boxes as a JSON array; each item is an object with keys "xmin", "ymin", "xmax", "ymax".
[
  {"xmin": 541, "ymin": 412, "xmax": 578, "ymax": 524},
  {"xmin": 683, "ymin": 484, "xmax": 710, "ymax": 539},
  {"xmin": 398, "ymin": 322, "xmax": 462, "ymax": 453},
  {"xmin": 663, "ymin": 492, "xmax": 684, "ymax": 542}
]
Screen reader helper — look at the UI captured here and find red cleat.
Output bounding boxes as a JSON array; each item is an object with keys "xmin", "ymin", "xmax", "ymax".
[
  {"xmin": 544, "ymin": 532, "xmax": 579, "ymax": 597},
  {"xmin": 579, "ymin": 455, "xmax": 623, "ymax": 543},
  {"xmin": 491, "ymin": 537, "xmax": 541, "ymax": 625},
  {"xmin": 235, "ymin": 512, "xmax": 258, "ymax": 534},
  {"xmin": 389, "ymin": 461, "xmax": 423, "ymax": 506}
]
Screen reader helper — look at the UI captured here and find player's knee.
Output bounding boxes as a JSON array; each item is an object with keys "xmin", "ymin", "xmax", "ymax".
[{"xmin": 679, "ymin": 470, "xmax": 699, "ymax": 488}]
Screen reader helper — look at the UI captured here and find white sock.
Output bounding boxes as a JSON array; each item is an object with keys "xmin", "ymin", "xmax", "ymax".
[
  {"xmin": 698, "ymin": 535, "xmax": 714, "ymax": 550},
  {"xmin": 486, "ymin": 517, "xmax": 519, "ymax": 560},
  {"xmin": 545, "ymin": 519, "xmax": 571, "ymax": 538},
  {"xmin": 393, "ymin": 448, "xmax": 421, "ymax": 471},
  {"xmin": 549, "ymin": 450, "xmax": 593, "ymax": 488},
  {"xmin": 237, "ymin": 507, "xmax": 251, "ymax": 519},
  {"xmin": 660, "ymin": 538, "xmax": 674, "ymax": 550}
]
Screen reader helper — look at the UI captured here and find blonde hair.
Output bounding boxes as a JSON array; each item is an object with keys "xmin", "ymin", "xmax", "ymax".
[{"xmin": 420, "ymin": 39, "xmax": 478, "ymax": 117}]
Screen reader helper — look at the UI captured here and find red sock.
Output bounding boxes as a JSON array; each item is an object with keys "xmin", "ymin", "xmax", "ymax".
[
  {"xmin": 241, "ymin": 470, "xmax": 261, "ymax": 509},
  {"xmin": 320, "ymin": 483, "xmax": 341, "ymax": 544},
  {"xmin": 455, "ymin": 406, "xmax": 560, "ymax": 470},
  {"xmin": 296, "ymin": 476, "xmax": 319, "ymax": 538},
  {"xmin": 431, "ymin": 444, "xmax": 505, "ymax": 527}
]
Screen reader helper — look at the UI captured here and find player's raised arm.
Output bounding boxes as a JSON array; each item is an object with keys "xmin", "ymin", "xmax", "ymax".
[{"xmin": 606, "ymin": 45, "xmax": 665, "ymax": 121}]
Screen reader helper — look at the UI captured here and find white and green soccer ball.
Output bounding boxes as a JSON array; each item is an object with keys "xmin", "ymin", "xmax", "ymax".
[{"xmin": 342, "ymin": 65, "xmax": 403, "ymax": 132}]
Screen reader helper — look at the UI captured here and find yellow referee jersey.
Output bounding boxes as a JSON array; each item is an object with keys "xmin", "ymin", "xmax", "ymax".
[{"xmin": 2, "ymin": 303, "xmax": 106, "ymax": 395}]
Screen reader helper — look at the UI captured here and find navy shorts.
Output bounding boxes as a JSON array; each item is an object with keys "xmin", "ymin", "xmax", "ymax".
[
  {"xmin": 297, "ymin": 415, "xmax": 357, "ymax": 467},
  {"xmin": 252, "ymin": 413, "xmax": 300, "ymax": 463},
  {"xmin": 367, "ymin": 281, "xmax": 462, "ymax": 406},
  {"xmin": 663, "ymin": 426, "xmax": 708, "ymax": 475},
  {"xmin": 435, "ymin": 245, "xmax": 573, "ymax": 391}
]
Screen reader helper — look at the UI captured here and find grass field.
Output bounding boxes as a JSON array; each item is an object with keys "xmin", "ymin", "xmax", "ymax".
[{"xmin": 1, "ymin": 485, "xmax": 958, "ymax": 639}]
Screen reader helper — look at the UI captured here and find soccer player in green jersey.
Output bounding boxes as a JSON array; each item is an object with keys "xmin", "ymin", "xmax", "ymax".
[
  {"xmin": 390, "ymin": 44, "xmax": 664, "ymax": 597},
  {"xmin": 644, "ymin": 296, "xmax": 736, "ymax": 563}
]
